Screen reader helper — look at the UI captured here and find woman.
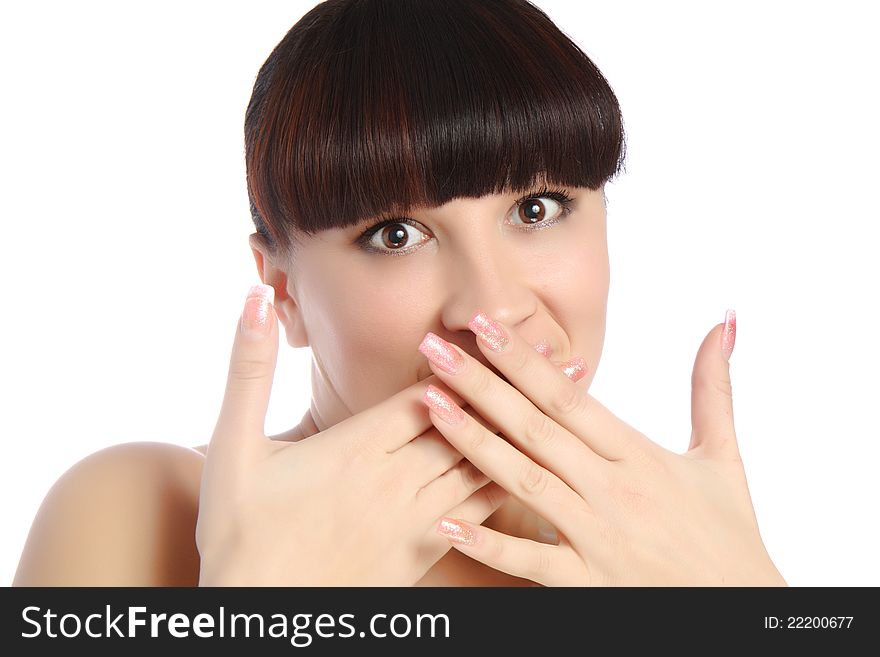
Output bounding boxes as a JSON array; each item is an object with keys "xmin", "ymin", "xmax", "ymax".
[{"xmin": 14, "ymin": 0, "xmax": 786, "ymax": 586}]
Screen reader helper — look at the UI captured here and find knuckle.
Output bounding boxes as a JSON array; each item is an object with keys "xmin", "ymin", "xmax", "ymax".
[
  {"xmin": 626, "ymin": 440, "xmax": 666, "ymax": 476},
  {"xmin": 486, "ymin": 532, "xmax": 505, "ymax": 561},
  {"xmin": 694, "ymin": 368, "xmax": 733, "ymax": 399},
  {"xmin": 518, "ymin": 460, "xmax": 549, "ymax": 496},
  {"xmin": 711, "ymin": 376, "xmax": 733, "ymax": 399},
  {"xmin": 470, "ymin": 366, "xmax": 494, "ymax": 399},
  {"xmin": 463, "ymin": 419, "xmax": 487, "ymax": 452},
  {"xmin": 522, "ymin": 411, "xmax": 556, "ymax": 449},
  {"xmin": 550, "ymin": 384, "xmax": 588, "ymax": 418},
  {"xmin": 228, "ymin": 358, "xmax": 270, "ymax": 383},
  {"xmin": 530, "ymin": 547, "xmax": 553, "ymax": 578}
]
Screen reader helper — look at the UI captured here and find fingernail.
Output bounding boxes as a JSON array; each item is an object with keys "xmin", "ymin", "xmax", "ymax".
[
  {"xmin": 437, "ymin": 518, "xmax": 476, "ymax": 546},
  {"xmin": 561, "ymin": 356, "xmax": 588, "ymax": 382},
  {"xmin": 534, "ymin": 340, "xmax": 553, "ymax": 358},
  {"xmin": 423, "ymin": 384, "xmax": 466, "ymax": 425},
  {"xmin": 721, "ymin": 309, "xmax": 736, "ymax": 361},
  {"xmin": 419, "ymin": 332, "xmax": 465, "ymax": 374},
  {"xmin": 240, "ymin": 284, "xmax": 275, "ymax": 339},
  {"xmin": 468, "ymin": 310, "xmax": 509, "ymax": 352}
]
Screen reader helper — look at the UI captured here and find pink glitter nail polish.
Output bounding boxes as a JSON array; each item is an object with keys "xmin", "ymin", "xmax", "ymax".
[
  {"xmin": 437, "ymin": 518, "xmax": 476, "ymax": 545},
  {"xmin": 418, "ymin": 332, "xmax": 465, "ymax": 374},
  {"xmin": 240, "ymin": 284, "xmax": 275, "ymax": 338},
  {"xmin": 721, "ymin": 309, "xmax": 736, "ymax": 361},
  {"xmin": 468, "ymin": 310, "xmax": 509, "ymax": 352},
  {"xmin": 534, "ymin": 340, "xmax": 553, "ymax": 357},
  {"xmin": 423, "ymin": 384, "xmax": 466, "ymax": 425},
  {"xmin": 561, "ymin": 356, "xmax": 588, "ymax": 382}
]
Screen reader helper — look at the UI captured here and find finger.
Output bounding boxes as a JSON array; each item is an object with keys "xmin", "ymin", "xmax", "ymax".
[
  {"xmin": 415, "ymin": 458, "xmax": 492, "ymax": 515},
  {"xmin": 398, "ymin": 428, "xmax": 466, "ymax": 486},
  {"xmin": 461, "ymin": 312, "xmax": 654, "ymax": 462},
  {"xmin": 397, "ymin": 404, "xmax": 499, "ymax": 488},
  {"xmin": 321, "ymin": 375, "xmax": 470, "ymax": 455},
  {"xmin": 418, "ymin": 331, "xmax": 609, "ymax": 498},
  {"xmin": 417, "ymin": 483, "xmax": 511, "ymax": 579},
  {"xmin": 342, "ymin": 336, "xmax": 546, "ymax": 456},
  {"xmin": 419, "ymin": 482, "xmax": 509, "ymax": 564},
  {"xmin": 442, "ymin": 481, "xmax": 509, "ymax": 525},
  {"xmin": 688, "ymin": 310, "xmax": 740, "ymax": 460},
  {"xmin": 210, "ymin": 284, "xmax": 277, "ymax": 459},
  {"xmin": 422, "ymin": 384, "xmax": 600, "ymax": 546},
  {"xmin": 434, "ymin": 516, "xmax": 580, "ymax": 587}
]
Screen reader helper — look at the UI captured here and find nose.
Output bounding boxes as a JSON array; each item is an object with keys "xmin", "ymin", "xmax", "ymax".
[{"xmin": 437, "ymin": 238, "xmax": 537, "ymax": 340}]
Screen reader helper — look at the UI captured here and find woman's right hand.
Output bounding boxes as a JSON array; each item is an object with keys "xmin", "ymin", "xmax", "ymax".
[{"xmin": 196, "ymin": 284, "xmax": 507, "ymax": 585}]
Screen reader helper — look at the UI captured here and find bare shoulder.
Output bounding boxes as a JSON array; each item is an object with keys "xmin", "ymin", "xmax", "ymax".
[{"xmin": 14, "ymin": 441, "xmax": 206, "ymax": 586}]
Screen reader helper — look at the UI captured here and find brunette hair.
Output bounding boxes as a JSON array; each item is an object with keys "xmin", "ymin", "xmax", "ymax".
[{"xmin": 245, "ymin": 0, "xmax": 626, "ymax": 256}]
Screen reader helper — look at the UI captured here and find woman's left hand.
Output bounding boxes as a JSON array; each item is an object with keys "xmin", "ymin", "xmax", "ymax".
[{"xmin": 418, "ymin": 310, "xmax": 787, "ymax": 586}]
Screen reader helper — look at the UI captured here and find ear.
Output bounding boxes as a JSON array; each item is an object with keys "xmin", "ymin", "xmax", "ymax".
[{"xmin": 248, "ymin": 233, "xmax": 310, "ymax": 348}]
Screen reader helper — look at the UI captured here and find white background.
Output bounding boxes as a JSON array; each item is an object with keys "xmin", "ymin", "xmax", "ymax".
[{"xmin": 1, "ymin": 1, "xmax": 877, "ymax": 586}]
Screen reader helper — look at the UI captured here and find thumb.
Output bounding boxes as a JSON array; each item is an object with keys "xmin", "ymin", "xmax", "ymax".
[
  {"xmin": 688, "ymin": 309, "xmax": 739, "ymax": 459},
  {"xmin": 210, "ymin": 283, "xmax": 278, "ymax": 458}
]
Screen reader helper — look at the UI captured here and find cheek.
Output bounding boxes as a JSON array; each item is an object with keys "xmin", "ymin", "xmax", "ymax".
[
  {"xmin": 301, "ymin": 267, "xmax": 427, "ymax": 401},
  {"xmin": 536, "ymin": 237, "xmax": 609, "ymax": 312},
  {"xmin": 533, "ymin": 236, "xmax": 609, "ymax": 355}
]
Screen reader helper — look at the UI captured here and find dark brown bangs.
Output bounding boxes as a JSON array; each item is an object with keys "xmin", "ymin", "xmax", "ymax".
[{"xmin": 245, "ymin": 0, "xmax": 627, "ymax": 254}]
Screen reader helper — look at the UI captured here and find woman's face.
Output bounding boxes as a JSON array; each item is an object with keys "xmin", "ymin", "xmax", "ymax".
[{"xmin": 275, "ymin": 185, "xmax": 609, "ymax": 430}]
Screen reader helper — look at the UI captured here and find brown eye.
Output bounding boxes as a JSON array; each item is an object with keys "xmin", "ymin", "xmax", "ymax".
[
  {"xmin": 519, "ymin": 198, "xmax": 548, "ymax": 224},
  {"xmin": 363, "ymin": 219, "xmax": 431, "ymax": 255},
  {"xmin": 381, "ymin": 223, "xmax": 410, "ymax": 249},
  {"xmin": 512, "ymin": 196, "xmax": 567, "ymax": 227}
]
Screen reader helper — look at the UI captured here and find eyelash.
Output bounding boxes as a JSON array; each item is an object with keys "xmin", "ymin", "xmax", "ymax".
[{"xmin": 354, "ymin": 186, "xmax": 576, "ymax": 256}]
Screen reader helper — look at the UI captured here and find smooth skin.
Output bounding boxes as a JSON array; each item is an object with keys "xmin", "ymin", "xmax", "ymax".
[{"xmin": 422, "ymin": 313, "xmax": 788, "ymax": 586}]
